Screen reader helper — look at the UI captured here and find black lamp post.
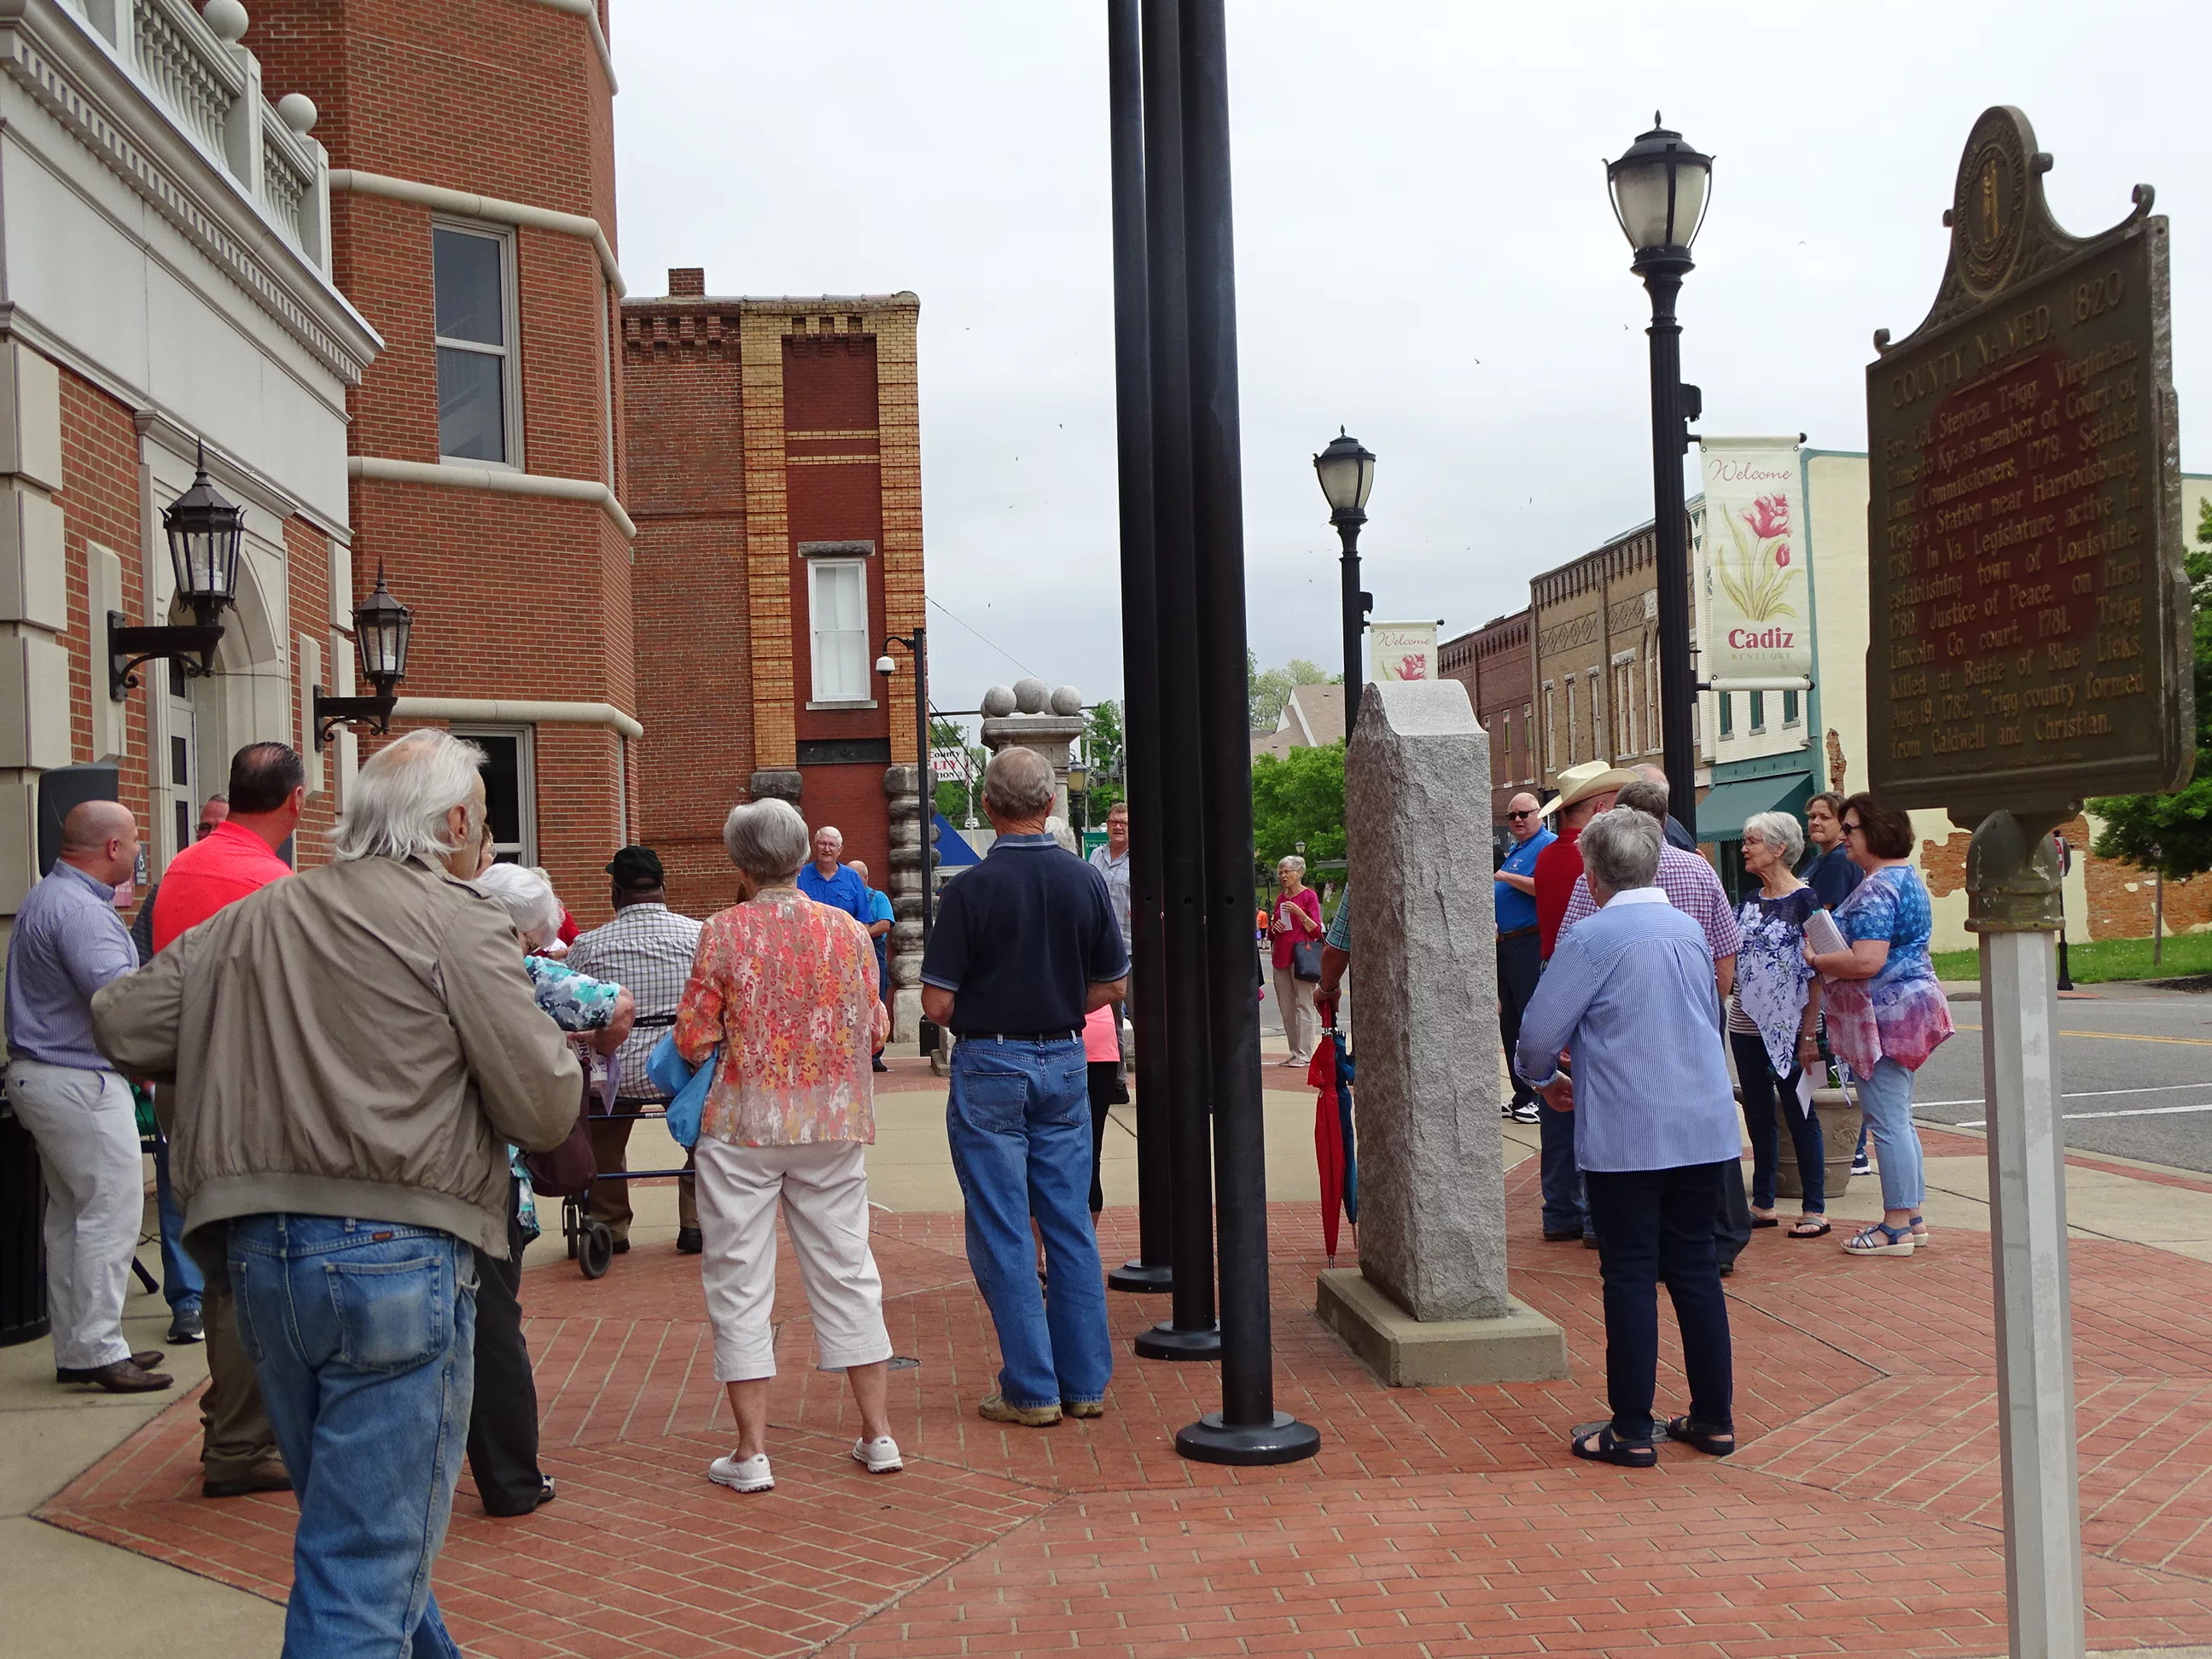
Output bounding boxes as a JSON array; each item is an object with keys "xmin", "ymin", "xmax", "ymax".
[
  {"xmin": 1313, "ymin": 429, "xmax": 1376, "ymax": 696},
  {"xmin": 1607, "ymin": 114, "xmax": 1711, "ymax": 824},
  {"xmin": 312, "ymin": 566, "xmax": 414, "ymax": 748},
  {"xmin": 108, "ymin": 444, "xmax": 242, "ymax": 698},
  {"xmin": 876, "ymin": 627, "xmax": 937, "ymax": 1048}
]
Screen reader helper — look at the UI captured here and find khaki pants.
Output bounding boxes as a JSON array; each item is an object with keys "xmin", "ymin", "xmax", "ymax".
[
  {"xmin": 588, "ymin": 1113, "xmax": 697, "ymax": 1242},
  {"xmin": 6, "ymin": 1061, "xmax": 139, "ymax": 1371},
  {"xmin": 198, "ymin": 1259, "xmax": 282, "ymax": 1480},
  {"xmin": 1272, "ymin": 966, "xmax": 1318, "ymax": 1062}
]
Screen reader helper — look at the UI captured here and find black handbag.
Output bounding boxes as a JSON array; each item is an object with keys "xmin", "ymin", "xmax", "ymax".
[{"xmin": 1292, "ymin": 936, "xmax": 1324, "ymax": 982}]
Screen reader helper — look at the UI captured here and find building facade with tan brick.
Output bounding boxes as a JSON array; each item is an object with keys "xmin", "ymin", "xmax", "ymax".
[
  {"xmin": 622, "ymin": 273, "xmax": 927, "ymax": 996},
  {"xmin": 1529, "ymin": 522, "xmax": 1681, "ymax": 793},
  {"xmin": 0, "ymin": 0, "xmax": 380, "ymax": 939},
  {"xmin": 1439, "ymin": 610, "xmax": 1535, "ymax": 824}
]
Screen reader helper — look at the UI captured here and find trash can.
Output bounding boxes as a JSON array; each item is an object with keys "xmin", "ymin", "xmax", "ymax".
[{"xmin": 0, "ymin": 1089, "xmax": 49, "ymax": 1347}]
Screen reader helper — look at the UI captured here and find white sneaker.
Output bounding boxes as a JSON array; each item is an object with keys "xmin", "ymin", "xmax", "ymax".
[
  {"xmin": 707, "ymin": 1452, "xmax": 774, "ymax": 1493},
  {"xmin": 852, "ymin": 1435, "xmax": 904, "ymax": 1474}
]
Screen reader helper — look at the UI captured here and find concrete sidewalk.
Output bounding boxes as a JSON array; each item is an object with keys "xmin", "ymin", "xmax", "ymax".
[{"xmin": 10, "ymin": 1034, "xmax": 2212, "ymax": 1657}]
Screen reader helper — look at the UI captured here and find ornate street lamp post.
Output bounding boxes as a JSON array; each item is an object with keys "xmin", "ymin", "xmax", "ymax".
[
  {"xmin": 1607, "ymin": 114, "xmax": 1711, "ymax": 823},
  {"xmin": 876, "ymin": 628, "xmax": 937, "ymax": 1051},
  {"xmin": 313, "ymin": 566, "xmax": 415, "ymax": 748},
  {"xmin": 1313, "ymin": 429, "xmax": 1376, "ymax": 696}
]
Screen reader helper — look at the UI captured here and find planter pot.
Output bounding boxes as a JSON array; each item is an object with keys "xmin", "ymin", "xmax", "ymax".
[{"xmin": 1775, "ymin": 1087, "xmax": 1861, "ymax": 1200}]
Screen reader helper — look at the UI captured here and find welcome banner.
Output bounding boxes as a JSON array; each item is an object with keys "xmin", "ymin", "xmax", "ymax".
[
  {"xmin": 1699, "ymin": 437, "xmax": 1811, "ymax": 685},
  {"xmin": 1369, "ymin": 620, "xmax": 1437, "ymax": 684}
]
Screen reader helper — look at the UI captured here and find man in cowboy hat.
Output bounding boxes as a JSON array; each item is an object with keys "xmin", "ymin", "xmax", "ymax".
[{"xmin": 1528, "ymin": 761, "xmax": 1641, "ymax": 1245}]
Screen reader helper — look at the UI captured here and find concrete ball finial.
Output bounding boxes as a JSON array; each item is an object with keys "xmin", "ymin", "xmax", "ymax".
[
  {"xmin": 275, "ymin": 92, "xmax": 318, "ymax": 134},
  {"xmin": 980, "ymin": 684, "xmax": 1016, "ymax": 719},
  {"xmin": 202, "ymin": 0, "xmax": 249, "ymax": 43},
  {"xmin": 1012, "ymin": 677, "xmax": 1051, "ymax": 715},
  {"xmin": 1049, "ymin": 685, "xmax": 1083, "ymax": 717}
]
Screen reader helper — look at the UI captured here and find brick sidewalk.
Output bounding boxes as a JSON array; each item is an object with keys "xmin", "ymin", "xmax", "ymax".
[{"xmin": 36, "ymin": 1149, "xmax": 2212, "ymax": 1657}]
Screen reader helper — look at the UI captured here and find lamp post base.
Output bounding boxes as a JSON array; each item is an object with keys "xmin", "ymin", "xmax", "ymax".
[
  {"xmin": 1109, "ymin": 1260, "xmax": 1173, "ymax": 1293},
  {"xmin": 1134, "ymin": 1319, "xmax": 1220, "ymax": 1360},
  {"xmin": 1175, "ymin": 1410, "xmax": 1321, "ymax": 1466}
]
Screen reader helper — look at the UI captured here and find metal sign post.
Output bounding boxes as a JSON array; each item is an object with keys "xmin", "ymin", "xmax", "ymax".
[{"xmin": 1867, "ymin": 108, "xmax": 2192, "ymax": 1659}]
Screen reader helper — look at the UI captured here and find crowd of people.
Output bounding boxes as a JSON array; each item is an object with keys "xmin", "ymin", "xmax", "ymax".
[{"xmin": 6, "ymin": 732, "xmax": 1125, "ymax": 1654}]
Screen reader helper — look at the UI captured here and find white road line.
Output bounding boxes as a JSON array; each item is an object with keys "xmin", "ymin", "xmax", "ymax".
[
  {"xmin": 1916, "ymin": 1080, "xmax": 2212, "ymax": 1110},
  {"xmin": 1950, "ymin": 1103, "xmax": 2212, "ymax": 1129}
]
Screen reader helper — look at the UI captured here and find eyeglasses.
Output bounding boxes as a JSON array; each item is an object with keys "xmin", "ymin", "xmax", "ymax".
[
  {"xmin": 1842, "ymin": 821, "xmax": 1866, "ymax": 836},
  {"xmin": 1506, "ymin": 809, "xmax": 1536, "ymax": 820}
]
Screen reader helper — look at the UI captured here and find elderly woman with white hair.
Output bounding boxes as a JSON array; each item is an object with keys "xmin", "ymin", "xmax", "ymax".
[
  {"xmin": 1516, "ymin": 806, "xmax": 1740, "ymax": 1468},
  {"xmin": 1268, "ymin": 854, "xmax": 1324, "ymax": 1064},
  {"xmin": 672, "ymin": 796, "xmax": 898, "ymax": 1495},
  {"xmin": 467, "ymin": 860, "xmax": 632, "ymax": 1516},
  {"xmin": 1729, "ymin": 811, "xmax": 1830, "ymax": 1237}
]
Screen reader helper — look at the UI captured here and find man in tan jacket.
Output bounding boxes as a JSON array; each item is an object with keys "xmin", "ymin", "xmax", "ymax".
[{"xmin": 93, "ymin": 729, "xmax": 579, "ymax": 1659}]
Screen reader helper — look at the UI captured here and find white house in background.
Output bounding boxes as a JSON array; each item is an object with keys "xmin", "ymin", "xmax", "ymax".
[
  {"xmin": 1252, "ymin": 684, "xmax": 1345, "ymax": 762},
  {"xmin": 0, "ymin": 0, "xmax": 378, "ymax": 923}
]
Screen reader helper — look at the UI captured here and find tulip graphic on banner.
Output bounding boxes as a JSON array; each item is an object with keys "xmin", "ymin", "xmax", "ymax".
[{"xmin": 1699, "ymin": 439, "xmax": 1812, "ymax": 684}]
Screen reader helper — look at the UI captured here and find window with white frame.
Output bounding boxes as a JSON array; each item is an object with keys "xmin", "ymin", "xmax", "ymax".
[
  {"xmin": 453, "ymin": 728, "xmax": 536, "ymax": 865},
  {"xmin": 1563, "ymin": 677, "xmax": 1577, "ymax": 766},
  {"xmin": 1542, "ymin": 684, "xmax": 1556, "ymax": 775},
  {"xmin": 1522, "ymin": 703, "xmax": 1534, "ymax": 781},
  {"xmin": 434, "ymin": 224, "xmax": 520, "ymax": 465},
  {"xmin": 1614, "ymin": 661, "xmax": 1637, "ymax": 758},
  {"xmin": 806, "ymin": 558, "xmax": 871, "ymax": 702}
]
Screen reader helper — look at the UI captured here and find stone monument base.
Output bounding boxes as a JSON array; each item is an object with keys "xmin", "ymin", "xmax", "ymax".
[
  {"xmin": 891, "ymin": 985, "xmax": 922, "ymax": 1045},
  {"xmin": 1317, "ymin": 1268, "xmax": 1569, "ymax": 1388}
]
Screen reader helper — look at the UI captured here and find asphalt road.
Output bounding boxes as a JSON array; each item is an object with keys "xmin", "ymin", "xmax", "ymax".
[{"xmin": 1908, "ymin": 982, "xmax": 2212, "ymax": 1173}]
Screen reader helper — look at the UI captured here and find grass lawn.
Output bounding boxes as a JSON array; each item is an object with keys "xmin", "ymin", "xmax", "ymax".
[{"xmin": 1930, "ymin": 931, "xmax": 2212, "ymax": 984}]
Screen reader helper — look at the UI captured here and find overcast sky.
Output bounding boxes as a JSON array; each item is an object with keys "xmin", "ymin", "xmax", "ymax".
[{"xmin": 613, "ymin": 0, "xmax": 2212, "ymax": 713}]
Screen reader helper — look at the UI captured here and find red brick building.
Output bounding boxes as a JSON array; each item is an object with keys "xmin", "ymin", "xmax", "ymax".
[
  {"xmin": 1439, "ymin": 609, "xmax": 1536, "ymax": 825},
  {"xmin": 244, "ymin": 0, "xmax": 637, "ymax": 920},
  {"xmin": 621, "ymin": 274, "xmax": 927, "ymax": 998}
]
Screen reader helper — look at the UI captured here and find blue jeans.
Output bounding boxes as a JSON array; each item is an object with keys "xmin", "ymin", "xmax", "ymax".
[
  {"xmin": 946, "ymin": 1037, "xmax": 1113, "ymax": 1410},
  {"xmin": 229, "ymin": 1214, "xmax": 476, "ymax": 1659},
  {"xmin": 1540, "ymin": 1097, "xmax": 1588, "ymax": 1237},
  {"xmin": 150, "ymin": 1135, "xmax": 203, "ymax": 1313},
  {"xmin": 1853, "ymin": 1057, "xmax": 1925, "ymax": 1210}
]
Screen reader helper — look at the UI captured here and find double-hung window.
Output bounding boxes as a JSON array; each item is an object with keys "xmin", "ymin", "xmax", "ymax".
[
  {"xmin": 434, "ymin": 224, "xmax": 519, "ymax": 465},
  {"xmin": 807, "ymin": 558, "xmax": 871, "ymax": 703}
]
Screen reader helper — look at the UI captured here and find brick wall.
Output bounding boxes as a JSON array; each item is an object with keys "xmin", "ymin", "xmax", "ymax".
[
  {"xmin": 282, "ymin": 515, "xmax": 338, "ymax": 866},
  {"xmin": 55, "ymin": 370, "xmax": 148, "ymax": 824}
]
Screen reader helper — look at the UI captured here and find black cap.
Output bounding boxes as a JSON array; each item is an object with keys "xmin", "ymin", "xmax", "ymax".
[{"xmin": 606, "ymin": 846, "xmax": 665, "ymax": 889}]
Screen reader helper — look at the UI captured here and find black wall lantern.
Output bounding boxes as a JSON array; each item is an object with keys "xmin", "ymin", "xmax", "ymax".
[
  {"xmin": 108, "ymin": 443, "xmax": 243, "ymax": 698},
  {"xmin": 312, "ymin": 566, "xmax": 414, "ymax": 749}
]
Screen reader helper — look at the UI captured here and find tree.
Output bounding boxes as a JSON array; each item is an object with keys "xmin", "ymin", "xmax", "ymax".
[
  {"xmin": 1249, "ymin": 741, "xmax": 1346, "ymax": 870},
  {"xmin": 1248, "ymin": 652, "xmax": 1339, "ymax": 731},
  {"xmin": 2088, "ymin": 497, "xmax": 2212, "ymax": 877},
  {"xmin": 1084, "ymin": 698, "xmax": 1125, "ymax": 818}
]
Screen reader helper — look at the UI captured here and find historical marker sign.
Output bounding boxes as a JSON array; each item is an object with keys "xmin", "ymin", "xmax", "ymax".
[{"xmin": 1866, "ymin": 106, "xmax": 2192, "ymax": 812}]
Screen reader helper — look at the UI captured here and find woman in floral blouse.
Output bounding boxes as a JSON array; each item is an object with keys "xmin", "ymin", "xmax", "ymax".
[
  {"xmin": 1728, "ymin": 812, "xmax": 1827, "ymax": 1237},
  {"xmin": 675, "ymin": 796, "xmax": 899, "ymax": 1495},
  {"xmin": 1806, "ymin": 793, "xmax": 1954, "ymax": 1260}
]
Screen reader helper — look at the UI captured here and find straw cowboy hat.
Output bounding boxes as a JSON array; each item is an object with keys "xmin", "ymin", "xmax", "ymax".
[{"xmin": 1539, "ymin": 761, "xmax": 1642, "ymax": 818}]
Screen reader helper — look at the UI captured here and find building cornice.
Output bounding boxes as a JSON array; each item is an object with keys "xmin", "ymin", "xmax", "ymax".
[
  {"xmin": 395, "ymin": 696, "xmax": 642, "ymax": 740},
  {"xmin": 621, "ymin": 292, "xmax": 920, "ymax": 314},
  {"xmin": 0, "ymin": 3, "xmax": 381, "ymax": 385},
  {"xmin": 522, "ymin": 0, "xmax": 618, "ymax": 96},
  {"xmin": 329, "ymin": 169, "xmax": 624, "ymax": 295},
  {"xmin": 349, "ymin": 454, "xmax": 636, "ymax": 539}
]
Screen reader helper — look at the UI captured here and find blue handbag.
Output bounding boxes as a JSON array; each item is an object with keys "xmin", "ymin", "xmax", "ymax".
[{"xmin": 646, "ymin": 1030, "xmax": 716, "ymax": 1150}]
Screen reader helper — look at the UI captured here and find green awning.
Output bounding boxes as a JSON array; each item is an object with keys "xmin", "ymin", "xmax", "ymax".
[{"xmin": 1697, "ymin": 771, "xmax": 1813, "ymax": 841}]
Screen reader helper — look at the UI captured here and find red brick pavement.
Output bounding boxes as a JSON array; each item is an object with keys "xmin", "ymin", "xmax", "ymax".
[{"xmin": 37, "ymin": 1152, "xmax": 2212, "ymax": 1657}]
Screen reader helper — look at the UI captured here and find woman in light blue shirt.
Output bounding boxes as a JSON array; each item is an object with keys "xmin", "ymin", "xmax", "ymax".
[{"xmin": 1516, "ymin": 806, "xmax": 1740, "ymax": 1469}]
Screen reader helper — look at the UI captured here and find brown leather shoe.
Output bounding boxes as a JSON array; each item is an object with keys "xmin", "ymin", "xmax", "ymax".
[
  {"xmin": 203, "ymin": 1458, "xmax": 293, "ymax": 1499},
  {"xmin": 56, "ymin": 1350, "xmax": 164, "ymax": 1382},
  {"xmin": 77, "ymin": 1358, "xmax": 173, "ymax": 1394}
]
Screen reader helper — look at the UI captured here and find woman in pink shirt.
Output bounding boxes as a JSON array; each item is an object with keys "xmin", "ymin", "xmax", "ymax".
[
  {"xmin": 1268, "ymin": 856, "xmax": 1325, "ymax": 1065},
  {"xmin": 1083, "ymin": 998, "xmax": 1124, "ymax": 1216}
]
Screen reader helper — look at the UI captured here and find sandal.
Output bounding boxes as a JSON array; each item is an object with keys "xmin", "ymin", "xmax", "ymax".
[
  {"xmin": 1789, "ymin": 1216, "xmax": 1831, "ymax": 1238},
  {"xmin": 1909, "ymin": 1216, "xmax": 1933, "ymax": 1247},
  {"xmin": 1749, "ymin": 1207, "xmax": 1779, "ymax": 1228},
  {"xmin": 1841, "ymin": 1220, "xmax": 1915, "ymax": 1257},
  {"xmin": 1663, "ymin": 1416, "xmax": 1736, "ymax": 1458},
  {"xmin": 1569, "ymin": 1420, "xmax": 1656, "ymax": 1468}
]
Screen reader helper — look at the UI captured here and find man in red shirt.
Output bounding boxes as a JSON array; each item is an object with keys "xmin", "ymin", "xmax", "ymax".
[
  {"xmin": 148, "ymin": 742, "xmax": 305, "ymax": 1498},
  {"xmin": 1528, "ymin": 763, "xmax": 1637, "ymax": 1248}
]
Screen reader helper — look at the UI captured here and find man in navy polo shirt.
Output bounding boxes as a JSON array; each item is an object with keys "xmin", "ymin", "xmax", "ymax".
[{"xmin": 921, "ymin": 746, "xmax": 1127, "ymax": 1429}]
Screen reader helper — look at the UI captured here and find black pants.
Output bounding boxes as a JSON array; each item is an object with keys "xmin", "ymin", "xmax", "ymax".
[
  {"xmin": 1087, "ymin": 1060, "xmax": 1119, "ymax": 1214},
  {"xmin": 1730, "ymin": 1031, "xmax": 1826, "ymax": 1213},
  {"xmin": 1497, "ymin": 930, "xmax": 1543, "ymax": 1108},
  {"xmin": 1586, "ymin": 1161, "xmax": 1734, "ymax": 1441},
  {"xmin": 1714, "ymin": 1150, "xmax": 1753, "ymax": 1267},
  {"xmin": 467, "ymin": 1179, "xmax": 544, "ymax": 1516}
]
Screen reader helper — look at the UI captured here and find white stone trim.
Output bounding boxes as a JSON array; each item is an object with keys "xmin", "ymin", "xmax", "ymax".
[
  {"xmin": 521, "ymin": 0, "xmax": 618, "ymax": 95},
  {"xmin": 329, "ymin": 168, "xmax": 624, "ymax": 296},
  {"xmin": 0, "ymin": 9, "xmax": 380, "ymax": 383},
  {"xmin": 348, "ymin": 454, "xmax": 636, "ymax": 539},
  {"xmin": 393, "ymin": 696, "xmax": 642, "ymax": 742}
]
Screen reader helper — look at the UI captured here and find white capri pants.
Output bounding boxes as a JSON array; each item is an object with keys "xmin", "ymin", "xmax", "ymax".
[
  {"xmin": 6, "ymin": 1060, "xmax": 143, "ymax": 1371},
  {"xmin": 694, "ymin": 1138, "xmax": 892, "ymax": 1382}
]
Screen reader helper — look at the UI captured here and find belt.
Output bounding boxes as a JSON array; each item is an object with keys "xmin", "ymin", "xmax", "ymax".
[
  {"xmin": 1497, "ymin": 925, "xmax": 1539, "ymax": 941},
  {"xmin": 965, "ymin": 1030, "xmax": 1080, "ymax": 1045}
]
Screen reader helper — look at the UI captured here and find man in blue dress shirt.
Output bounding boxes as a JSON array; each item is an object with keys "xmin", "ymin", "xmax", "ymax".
[
  {"xmin": 1493, "ymin": 791, "xmax": 1555, "ymax": 1124},
  {"xmin": 796, "ymin": 824, "xmax": 872, "ymax": 923},
  {"xmin": 1515, "ymin": 806, "xmax": 1738, "ymax": 1467}
]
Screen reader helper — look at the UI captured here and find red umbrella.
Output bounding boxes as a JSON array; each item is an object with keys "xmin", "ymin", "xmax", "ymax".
[{"xmin": 1309, "ymin": 1033, "xmax": 1348, "ymax": 1264}]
